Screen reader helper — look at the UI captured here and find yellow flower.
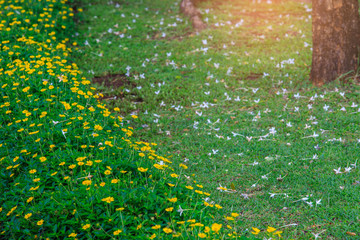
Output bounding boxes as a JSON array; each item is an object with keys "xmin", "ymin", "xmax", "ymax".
[
  {"xmin": 186, "ymin": 186, "xmax": 194, "ymax": 190},
  {"xmin": 215, "ymin": 204, "xmax": 222, "ymax": 209},
  {"xmin": 179, "ymin": 163, "xmax": 188, "ymax": 169},
  {"xmin": 22, "ymin": 86, "xmax": 30, "ymax": 92},
  {"xmin": 82, "ymin": 180, "xmax": 92, "ymax": 186},
  {"xmin": 204, "ymin": 226, "xmax": 210, "ymax": 233},
  {"xmin": 27, "ymin": 197, "xmax": 34, "ymax": 203},
  {"xmin": 173, "ymin": 233, "xmax": 181, "ymax": 237},
  {"xmin": 59, "ymin": 162, "xmax": 65, "ymax": 166},
  {"xmin": 170, "ymin": 173, "xmax": 178, "ymax": 178},
  {"xmin": 116, "ymin": 207, "xmax": 125, "ymax": 211},
  {"xmin": 6, "ymin": 206, "xmax": 17, "ymax": 216},
  {"xmin": 151, "ymin": 225, "xmax": 161, "ymax": 230},
  {"xmin": 149, "ymin": 234, "xmax": 156, "ymax": 239},
  {"xmin": 69, "ymin": 164, "xmax": 76, "ymax": 169},
  {"xmin": 24, "ymin": 213, "xmax": 32, "ymax": 219},
  {"xmin": 68, "ymin": 232, "xmax": 77, "ymax": 238},
  {"xmin": 76, "ymin": 157, "xmax": 86, "ymax": 162},
  {"xmin": 167, "ymin": 197, "xmax": 177, "ymax": 203},
  {"xmin": 267, "ymin": 226, "xmax": 276, "ymax": 233},
  {"xmin": 190, "ymin": 223, "xmax": 204, "ymax": 227},
  {"xmin": 139, "ymin": 153, "xmax": 145, "ymax": 157},
  {"xmin": 154, "ymin": 164, "xmax": 165, "ymax": 170},
  {"xmin": 165, "ymin": 207, "xmax": 173, "ymax": 212},
  {"xmin": 225, "ymin": 216, "xmax": 234, "ymax": 221},
  {"xmin": 100, "ymin": 182, "xmax": 106, "ymax": 187},
  {"xmin": 94, "ymin": 125, "xmax": 103, "ymax": 131},
  {"xmin": 131, "ymin": 115, "xmax": 138, "ymax": 119},
  {"xmin": 167, "ymin": 183, "xmax": 175, "ymax": 187},
  {"xmin": 137, "ymin": 224, "xmax": 142, "ymax": 230},
  {"xmin": 138, "ymin": 167, "xmax": 148, "ymax": 172},
  {"xmin": 113, "ymin": 229, "xmax": 122, "ymax": 235},
  {"xmin": 30, "ymin": 186, "xmax": 39, "ymax": 191},
  {"xmin": 211, "ymin": 223, "xmax": 222, "ymax": 233},
  {"xmin": 86, "ymin": 161, "xmax": 93, "ymax": 166},
  {"xmin": 163, "ymin": 228, "xmax": 172, "ymax": 234},
  {"xmin": 198, "ymin": 233, "xmax": 206, "ymax": 238},
  {"xmin": 51, "ymin": 172, "xmax": 58, "ymax": 176},
  {"xmin": 82, "ymin": 224, "xmax": 91, "ymax": 230},
  {"xmin": 273, "ymin": 230, "xmax": 283, "ymax": 237},
  {"xmin": 111, "ymin": 179, "xmax": 119, "ymax": 184},
  {"xmin": 37, "ymin": 219, "xmax": 44, "ymax": 226},
  {"xmin": 39, "ymin": 157, "xmax": 47, "ymax": 162},
  {"xmin": 104, "ymin": 170, "xmax": 111, "ymax": 175},
  {"xmin": 251, "ymin": 227, "xmax": 260, "ymax": 235},
  {"xmin": 101, "ymin": 196, "xmax": 114, "ymax": 203},
  {"xmin": 29, "ymin": 169, "xmax": 37, "ymax": 174},
  {"xmin": 231, "ymin": 213, "xmax": 239, "ymax": 218}
]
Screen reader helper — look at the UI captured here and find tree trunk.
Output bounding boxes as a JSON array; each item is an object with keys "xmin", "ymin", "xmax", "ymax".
[
  {"xmin": 311, "ymin": 0, "xmax": 360, "ymax": 86},
  {"xmin": 180, "ymin": 0, "xmax": 206, "ymax": 31}
]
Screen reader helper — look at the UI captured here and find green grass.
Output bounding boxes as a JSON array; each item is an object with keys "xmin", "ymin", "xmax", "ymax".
[{"xmin": 74, "ymin": 0, "xmax": 360, "ymax": 238}]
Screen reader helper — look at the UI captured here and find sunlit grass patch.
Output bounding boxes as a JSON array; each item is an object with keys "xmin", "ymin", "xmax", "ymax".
[{"xmin": 74, "ymin": 0, "xmax": 360, "ymax": 238}]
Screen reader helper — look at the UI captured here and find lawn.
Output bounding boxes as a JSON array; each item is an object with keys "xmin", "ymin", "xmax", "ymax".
[{"xmin": 73, "ymin": 0, "xmax": 360, "ymax": 238}]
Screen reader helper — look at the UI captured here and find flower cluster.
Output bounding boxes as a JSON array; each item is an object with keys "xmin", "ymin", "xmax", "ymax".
[{"xmin": 0, "ymin": 0, "xmax": 258, "ymax": 239}]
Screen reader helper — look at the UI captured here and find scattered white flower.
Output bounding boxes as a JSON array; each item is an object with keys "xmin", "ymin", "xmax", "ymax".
[{"xmin": 333, "ymin": 167, "xmax": 342, "ymax": 174}]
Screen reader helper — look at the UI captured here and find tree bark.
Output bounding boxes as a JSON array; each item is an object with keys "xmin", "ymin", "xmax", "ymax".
[
  {"xmin": 311, "ymin": 0, "xmax": 360, "ymax": 86},
  {"xmin": 180, "ymin": 0, "xmax": 206, "ymax": 31}
]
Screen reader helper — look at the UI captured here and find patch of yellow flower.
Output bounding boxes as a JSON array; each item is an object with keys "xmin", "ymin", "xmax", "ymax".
[
  {"xmin": 167, "ymin": 197, "xmax": 177, "ymax": 203},
  {"xmin": 163, "ymin": 228, "xmax": 172, "ymax": 234},
  {"xmin": 101, "ymin": 196, "xmax": 114, "ymax": 203},
  {"xmin": 138, "ymin": 167, "xmax": 148, "ymax": 172},
  {"xmin": 211, "ymin": 223, "xmax": 222, "ymax": 234}
]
